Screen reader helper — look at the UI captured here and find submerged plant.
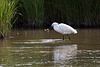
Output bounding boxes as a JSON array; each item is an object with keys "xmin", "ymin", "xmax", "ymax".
[{"xmin": 0, "ymin": 0, "xmax": 18, "ymax": 38}]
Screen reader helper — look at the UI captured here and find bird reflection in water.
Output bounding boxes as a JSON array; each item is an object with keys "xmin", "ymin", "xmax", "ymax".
[{"xmin": 54, "ymin": 44, "xmax": 77, "ymax": 64}]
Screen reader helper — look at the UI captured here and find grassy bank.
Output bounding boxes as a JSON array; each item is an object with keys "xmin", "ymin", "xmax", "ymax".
[{"xmin": 1, "ymin": 0, "xmax": 100, "ymax": 33}]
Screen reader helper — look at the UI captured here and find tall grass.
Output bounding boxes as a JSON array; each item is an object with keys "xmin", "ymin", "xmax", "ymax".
[
  {"xmin": 44, "ymin": 0, "xmax": 100, "ymax": 28},
  {"xmin": 19, "ymin": 0, "xmax": 44, "ymax": 28},
  {"xmin": 0, "ymin": 0, "xmax": 18, "ymax": 38},
  {"xmin": 13, "ymin": 0, "xmax": 100, "ymax": 28}
]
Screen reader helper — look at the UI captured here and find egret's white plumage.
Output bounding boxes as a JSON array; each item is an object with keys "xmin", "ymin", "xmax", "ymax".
[{"xmin": 51, "ymin": 22, "xmax": 77, "ymax": 40}]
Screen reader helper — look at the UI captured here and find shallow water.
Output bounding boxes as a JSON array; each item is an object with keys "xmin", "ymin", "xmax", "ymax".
[{"xmin": 0, "ymin": 29, "xmax": 100, "ymax": 67}]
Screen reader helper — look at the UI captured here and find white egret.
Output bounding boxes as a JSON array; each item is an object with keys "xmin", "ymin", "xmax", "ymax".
[{"xmin": 51, "ymin": 22, "xmax": 77, "ymax": 40}]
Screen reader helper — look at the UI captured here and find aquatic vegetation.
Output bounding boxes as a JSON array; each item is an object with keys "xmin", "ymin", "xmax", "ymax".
[{"xmin": 0, "ymin": 0, "xmax": 18, "ymax": 38}]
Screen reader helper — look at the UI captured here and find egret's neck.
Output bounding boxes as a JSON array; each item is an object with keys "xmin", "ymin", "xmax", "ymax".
[
  {"xmin": 53, "ymin": 25, "xmax": 60, "ymax": 32},
  {"xmin": 53, "ymin": 25, "xmax": 58, "ymax": 28}
]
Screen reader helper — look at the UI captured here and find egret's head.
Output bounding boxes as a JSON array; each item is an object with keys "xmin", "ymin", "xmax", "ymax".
[{"xmin": 51, "ymin": 22, "xmax": 58, "ymax": 27}]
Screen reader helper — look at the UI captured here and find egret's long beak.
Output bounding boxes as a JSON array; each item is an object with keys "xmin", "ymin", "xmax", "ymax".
[{"xmin": 44, "ymin": 25, "xmax": 53, "ymax": 32}]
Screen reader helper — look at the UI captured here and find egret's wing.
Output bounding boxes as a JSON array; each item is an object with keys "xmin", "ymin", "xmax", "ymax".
[{"xmin": 59, "ymin": 23, "xmax": 77, "ymax": 34}]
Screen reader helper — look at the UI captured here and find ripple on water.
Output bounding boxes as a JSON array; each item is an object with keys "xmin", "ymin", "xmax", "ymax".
[{"xmin": 12, "ymin": 39, "xmax": 63, "ymax": 44}]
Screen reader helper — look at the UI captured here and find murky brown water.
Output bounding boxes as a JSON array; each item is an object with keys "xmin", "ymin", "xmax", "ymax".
[{"xmin": 0, "ymin": 29, "xmax": 100, "ymax": 67}]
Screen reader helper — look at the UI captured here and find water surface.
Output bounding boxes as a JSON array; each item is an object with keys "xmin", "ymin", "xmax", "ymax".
[{"xmin": 0, "ymin": 29, "xmax": 100, "ymax": 67}]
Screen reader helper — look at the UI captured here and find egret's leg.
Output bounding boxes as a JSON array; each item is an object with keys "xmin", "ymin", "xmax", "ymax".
[
  {"xmin": 67, "ymin": 34, "xmax": 70, "ymax": 40},
  {"xmin": 63, "ymin": 35, "xmax": 64, "ymax": 40}
]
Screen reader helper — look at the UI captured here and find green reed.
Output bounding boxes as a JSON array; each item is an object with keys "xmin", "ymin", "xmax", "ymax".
[{"xmin": 0, "ymin": 0, "xmax": 18, "ymax": 38}]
